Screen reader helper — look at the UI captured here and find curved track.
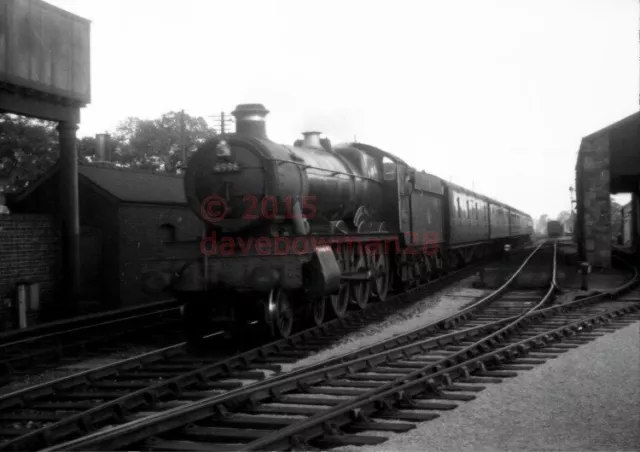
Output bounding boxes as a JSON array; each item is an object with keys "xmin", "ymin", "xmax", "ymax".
[
  {"xmin": 0, "ymin": 244, "xmax": 545, "ymax": 451},
  {"xmin": 0, "ymin": 241, "xmax": 563, "ymax": 451},
  {"xmin": 34, "ymin": 241, "xmax": 640, "ymax": 452}
]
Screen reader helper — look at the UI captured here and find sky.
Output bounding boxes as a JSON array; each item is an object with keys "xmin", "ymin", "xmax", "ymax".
[{"xmin": 47, "ymin": 0, "xmax": 640, "ymax": 219}]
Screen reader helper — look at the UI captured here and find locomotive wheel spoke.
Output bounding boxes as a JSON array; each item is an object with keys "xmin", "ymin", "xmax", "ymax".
[
  {"xmin": 310, "ymin": 296, "xmax": 326, "ymax": 326},
  {"xmin": 269, "ymin": 288, "xmax": 293, "ymax": 339},
  {"xmin": 368, "ymin": 245, "xmax": 390, "ymax": 302},
  {"xmin": 350, "ymin": 244, "xmax": 370, "ymax": 309},
  {"xmin": 330, "ymin": 245, "xmax": 350, "ymax": 319}
]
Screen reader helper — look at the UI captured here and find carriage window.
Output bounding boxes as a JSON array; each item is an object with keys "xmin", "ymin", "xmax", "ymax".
[
  {"xmin": 382, "ymin": 157, "xmax": 396, "ymax": 181},
  {"xmin": 457, "ymin": 197, "xmax": 462, "ymax": 218},
  {"xmin": 475, "ymin": 203, "xmax": 479, "ymax": 220},
  {"xmin": 466, "ymin": 200, "xmax": 470, "ymax": 219}
]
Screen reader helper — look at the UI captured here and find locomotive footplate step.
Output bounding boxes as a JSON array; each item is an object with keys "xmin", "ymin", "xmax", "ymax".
[{"xmin": 142, "ymin": 437, "xmax": 243, "ymax": 451}]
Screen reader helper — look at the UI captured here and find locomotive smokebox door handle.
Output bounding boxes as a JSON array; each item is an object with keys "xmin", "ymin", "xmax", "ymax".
[{"xmin": 304, "ymin": 246, "xmax": 341, "ymax": 300}]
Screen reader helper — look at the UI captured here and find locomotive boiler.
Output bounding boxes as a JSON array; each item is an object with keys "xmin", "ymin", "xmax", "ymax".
[
  {"xmin": 184, "ymin": 104, "xmax": 387, "ymax": 235},
  {"xmin": 174, "ymin": 104, "xmax": 400, "ymax": 342}
]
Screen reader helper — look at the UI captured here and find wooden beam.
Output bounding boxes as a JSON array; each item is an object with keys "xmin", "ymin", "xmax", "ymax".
[{"xmin": 0, "ymin": 90, "xmax": 80, "ymax": 122}]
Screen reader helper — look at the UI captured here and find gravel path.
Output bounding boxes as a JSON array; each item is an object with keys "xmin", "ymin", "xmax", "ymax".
[
  {"xmin": 343, "ymin": 320, "xmax": 640, "ymax": 452},
  {"xmin": 283, "ymin": 276, "xmax": 492, "ymax": 372}
]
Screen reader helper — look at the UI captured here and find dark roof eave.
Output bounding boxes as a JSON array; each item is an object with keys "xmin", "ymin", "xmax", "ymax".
[{"xmin": 120, "ymin": 201, "xmax": 190, "ymax": 207}]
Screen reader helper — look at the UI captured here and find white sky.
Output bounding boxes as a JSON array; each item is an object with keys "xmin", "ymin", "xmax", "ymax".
[{"xmin": 48, "ymin": 0, "xmax": 639, "ymax": 218}]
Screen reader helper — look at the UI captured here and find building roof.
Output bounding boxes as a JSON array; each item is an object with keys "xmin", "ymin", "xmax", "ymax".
[
  {"xmin": 79, "ymin": 164, "xmax": 187, "ymax": 204},
  {"xmin": 10, "ymin": 162, "xmax": 187, "ymax": 205},
  {"xmin": 582, "ymin": 111, "xmax": 640, "ymax": 141}
]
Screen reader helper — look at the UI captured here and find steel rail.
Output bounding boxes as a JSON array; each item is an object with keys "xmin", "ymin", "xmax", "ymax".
[
  {"xmin": 0, "ymin": 300, "xmax": 183, "ymax": 383},
  {"xmin": 0, "ymin": 299, "xmax": 180, "ymax": 345},
  {"xmin": 37, "ymin": 242, "xmax": 557, "ymax": 451},
  {"xmin": 0, "ymin": 246, "xmax": 541, "ymax": 451}
]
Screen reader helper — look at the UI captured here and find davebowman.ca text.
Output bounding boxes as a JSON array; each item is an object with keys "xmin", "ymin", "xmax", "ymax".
[{"xmin": 200, "ymin": 232, "xmax": 440, "ymax": 257}]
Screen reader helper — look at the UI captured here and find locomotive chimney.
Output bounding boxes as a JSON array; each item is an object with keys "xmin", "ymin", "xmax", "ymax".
[
  {"xmin": 95, "ymin": 133, "xmax": 111, "ymax": 162},
  {"xmin": 232, "ymin": 104, "xmax": 269, "ymax": 139},
  {"xmin": 302, "ymin": 131, "xmax": 322, "ymax": 149}
]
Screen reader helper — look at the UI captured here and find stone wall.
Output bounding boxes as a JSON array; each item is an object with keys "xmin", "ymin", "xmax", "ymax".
[{"xmin": 577, "ymin": 132, "xmax": 611, "ymax": 268}]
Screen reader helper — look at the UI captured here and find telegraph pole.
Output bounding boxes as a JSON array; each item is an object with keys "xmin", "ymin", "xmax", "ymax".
[{"xmin": 209, "ymin": 111, "xmax": 234, "ymax": 136}]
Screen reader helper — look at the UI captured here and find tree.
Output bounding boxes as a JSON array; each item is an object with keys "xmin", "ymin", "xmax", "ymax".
[
  {"xmin": 113, "ymin": 111, "xmax": 217, "ymax": 172},
  {"xmin": 611, "ymin": 198, "xmax": 623, "ymax": 239},
  {"xmin": 536, "ymin": 214, "xmax": 549, "ymax": 234},
  {"xmin": 0, "ymin": 110, "xmax": 217, "ymax": 197},
  {"xmin": 556, "ymin": 211, "xmax": 571, "ymax": 224},
  {"xmin": 0, "ymin": 113, "xmax": 59, "ymax": 194}
]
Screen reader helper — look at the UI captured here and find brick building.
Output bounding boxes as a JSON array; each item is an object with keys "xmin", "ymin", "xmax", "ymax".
[
  {"xmin": 0, "ymin": 215, "xmax": 60, "ymax": 328},
  {"xmin": 575, "ymin": 111, "xmax": 640, "ymax": 267},
  {"xmin": 9, "ymin": 163, "xmax": 204, "ymax": 309}
]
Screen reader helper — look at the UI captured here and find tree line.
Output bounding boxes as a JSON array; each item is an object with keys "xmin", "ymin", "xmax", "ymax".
[
  {"xmin": 0, "ymin": 111, "xmax": 217, "ymax": 194},
  {"xmin": 535, "ymin": 198, "xmax": 623, "ymax": 237}
]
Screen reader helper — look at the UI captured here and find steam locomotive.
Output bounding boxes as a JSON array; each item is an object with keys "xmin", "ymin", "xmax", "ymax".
[
  {"xmin": 164, "ymin": 103, "xmax": 533, "ymax": 343},
  {"xmin": 547, "ymin": 220, "xmax": 564, "ymax": 238}
]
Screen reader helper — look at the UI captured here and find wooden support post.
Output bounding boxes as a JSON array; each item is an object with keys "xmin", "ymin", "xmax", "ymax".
[{"xmin": 57, "ymin": 121, "xmax": 81, "ymax": 315}]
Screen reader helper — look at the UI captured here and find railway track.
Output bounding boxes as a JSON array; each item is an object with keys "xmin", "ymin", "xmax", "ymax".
[
  {"xmin": 0, "ymin": 299, "xmax": 183, "ymax": 386},
  {"xmin": 27, "ymin": 240, "xmax": 640, "ymax": 452},
  {"xmin": 0, "ymin": 243, "xmax": 542, "ymax": 388},
  {"xmin": 0, "ymin": 241, "xmax": 552, "ymax": 451}
]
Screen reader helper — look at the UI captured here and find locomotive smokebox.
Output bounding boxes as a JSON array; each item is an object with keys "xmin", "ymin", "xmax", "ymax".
[
  {"xmin": 232, "ymin": 104, "xmax": 269, "ymax": 139},
  {"xmin": 302, "ymin": 131, "xmax": 322, "ymax": 149}
]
